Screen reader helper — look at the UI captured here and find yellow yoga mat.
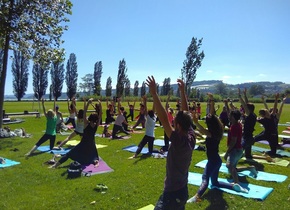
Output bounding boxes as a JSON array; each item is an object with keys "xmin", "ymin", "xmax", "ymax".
[
  {"xmin": 137, "ymin": 204, "xmax": 154, "ymax": 210},
  {"xmin": 67, "ymin": 140, "xmax": 108, "ymax": 149}
]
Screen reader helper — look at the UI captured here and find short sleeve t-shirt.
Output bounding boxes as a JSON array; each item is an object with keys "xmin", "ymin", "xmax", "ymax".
[
  {"xmin": 46, "ymin": 116, "xmax": 57, "ymax": 135},
  {"xmin": 164, "ymin": 127, "xmax": 195, "ymax": 192},
  {"xmin": 227, "ymin": 122, "xmax": 242, "ymax": 149},
  {"xmin": 145, "ymin": 115, "xmax": 156, "ymax": 137}
]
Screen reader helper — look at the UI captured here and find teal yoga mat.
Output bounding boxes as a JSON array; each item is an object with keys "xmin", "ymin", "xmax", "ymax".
[
  {"xmin": 154, "ymin": 139, "xmax": 200, "ymax": 150},
  {"xmin": 37, "ymin": 145, "xmax": 71, "ymax": 155},
  {"xmin": 188, "ymin": 172, "xmax": 273, "ymax": 200},
  {"xmin": 122, "ymin": 145, "xmax": 149, "ymax": 154},
  {"xmin": 0, "ymin": 158, "xmax": 20, "ymax": 168},
  {"xmin": 195, "ymin": 160, "xmax": 287, "ymax": 182},
  {"xmin": 252, "ymin": 145, "xmax": 290, "ymax": 157}
]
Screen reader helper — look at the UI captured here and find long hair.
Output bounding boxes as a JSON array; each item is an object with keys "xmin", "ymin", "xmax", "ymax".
[
  {"xmin": 88, "ymin": 113, "xmax": 100, "ymax": 123},
  {"xmin": 206, "ymin": 114, "xmax": 224, "ymax": 141}
]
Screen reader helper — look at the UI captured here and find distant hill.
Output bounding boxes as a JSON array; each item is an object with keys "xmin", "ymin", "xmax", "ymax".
[{"xmin": 4, "ymin": 80, "xmax": 290, "ymax": 100}]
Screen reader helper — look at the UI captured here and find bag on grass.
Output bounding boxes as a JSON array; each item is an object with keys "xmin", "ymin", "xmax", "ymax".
[{"xmin": 67, "ymin": 161, "xmax": 83, "ymax": 179}]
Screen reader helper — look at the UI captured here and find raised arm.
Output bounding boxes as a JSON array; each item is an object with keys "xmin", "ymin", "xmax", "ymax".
[
  {"xmin": 272, "ymin": 93, "xmax": 279, "ymax": 116},
  {"xmin": 117, "ymin": 98, "xmax": 121, "ymax": 115},
  {"xmin": 143, "ymin": 95, "xmax": 148, "ymax": 116},
  {"xmin": 238, "ymin": 88, "xmax": 250, "ymax": 115},
  {"xmin": 208, "ymin": 93, "xmax": 215, "ymax": 116},
  {"xmin": 146, "ymin": 76, "xmax": 173, "ymax": 138},
  {"xmin": 83, "ymin": 98, "xmax": 93, "ymax": 127},
  {"xmin": 42, "ymin": 98, "xmax": 47, "ymax": 117},
  {"xmin": 261, "ymin": 95, "xmax": 269, "ymax": 110},
  {"xmin": 277, "ymin": 95, "xmax": 288, "ymax": 120},
  {"xmin": 177, "ymin": 79, "xmax": 188, "ymax": 111}
]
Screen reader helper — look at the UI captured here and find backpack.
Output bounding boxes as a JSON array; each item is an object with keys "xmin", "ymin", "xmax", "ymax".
[{"xmin": 67, "ymin": 161, "xmax": 83, "ymax": 179}]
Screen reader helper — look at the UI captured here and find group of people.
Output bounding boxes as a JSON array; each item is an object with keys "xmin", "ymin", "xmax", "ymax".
[
  {"xmin": 23, "ymin": 76, "xmax": 288, "ymax": 210},
  {"xmin": 25, "ymin": 97, "xmax": 102, "ymax": 168}
]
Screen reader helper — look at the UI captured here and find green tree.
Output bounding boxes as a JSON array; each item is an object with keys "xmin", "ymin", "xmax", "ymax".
[
  {"xmin": 12, "ymin": 50, "xmax": 29, "ymax": 101},
  {"xmin": 141, "ymin": 81, "xmax": 146, "ymax": 97},
  {"xmin": 0, "ymin": 0, "xmax": 72, "ymax": 127},
  {"xmin": 79, "ymin": 74, "xmax": 94, "ymax": 96},
  {"xmin": 32, "ymin": 62, "xmax": 49, "ymax": 100},
  {"xmin": 106, "ymin": 76, "xmax": 112, "ymax": 97},
  {"xmin": 162, "ymin": 77, "xmax": 171, "ymax": 96},
  {"xmin": 116, "ymin": 59, "xmax": 128, "ymax": 97},
  {"xmin": 51, "ymin": 60, "xmax": 65, "ymax": 100},
  {"xmin": 181, "ymin": 37, "xmax": 205, "ymax": 95},
  {"xmin": 249, "ymin": 84, "xmax": 265, "ymax": 96},
  {"xmin": 94, "ymin": 61, "xmax": 102, "ymax": 95},
  {"xmin": 133, "ymin": 80, "xmax": 139, "ymax": 96},
  {"xmin": 214, "ymin": 82, "xmax": 228, "ymax": 97},
  {"xmin": 66, "ymin": 53, "xmax": 78, "ymax": 100},
  {"xmin": 124, "ymin": 78, "xmax": 131, "ymax": 97}
]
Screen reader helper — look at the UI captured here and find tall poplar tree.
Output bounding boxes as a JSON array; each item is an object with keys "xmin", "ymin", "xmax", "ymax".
[
  {"xmin": 66, "ymin": 53, "xmax": 78, "ymax": 100},
  {"xmin": 12, "ymin": 50, "xmax": 29, "ymax": 101},
  {"xmin": 51, "ymin": 60, "xmax": 65, "ymax": 100},
  {"xmin": 133, "ymin": 80, "xmax": 139, "ymax": 97},
  {"xmin": 106, "ymin": 77, "xmax": 112, "ymax": 97},
  {"xmin": 181, "ymin": 37, "xmax": 205, "ymax": 95},
  {"xmin": 116, "ymin": 59, "xmax": 127, "ymax": 97},
  {"xmin": 94, "ymin": 61, "xmax": 103, "ymax": 95},
  {"xmin": 32, "ymin": 62, "xmax": 49, "ymax": 100}
]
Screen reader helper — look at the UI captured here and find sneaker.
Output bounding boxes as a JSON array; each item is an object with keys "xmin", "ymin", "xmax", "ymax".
[
  {"xmin": 233, "ymin": 183, "xmax": 249, "ymax": 193},
  {"xmin": 187, "ymin": 195, "xmax": 201, "ymax": 203}
]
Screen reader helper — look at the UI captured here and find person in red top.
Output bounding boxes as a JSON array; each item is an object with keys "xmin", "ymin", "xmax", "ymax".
[{"xmin": 225, "ymin": 110, "xmax": 244, "ymax": 184}]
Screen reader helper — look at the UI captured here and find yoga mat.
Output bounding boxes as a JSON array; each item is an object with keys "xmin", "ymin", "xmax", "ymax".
[
  {"xmin": 279, "ymin": 134, "xmax": 290, "ymax": 139},
  {"xmin": 153, "ymin": 139, "xmax": 200, "ymax": 150},
  {"xmin": 278, "ymin": 123, "xmax": 290, "ymax": 126},
  {"xmin": 82, "ymin": 158, "xmax": 113, "ymax": 176},
  {"xmin": 0, "ymin": 158, "xmax": 20, "ymax": 168},
  {"xmin": 153, "ymin": 139, "xmax": 166, "ymax": 147},
  {"xmin": 252, "ymin": 145, "xmax": 290, "ymax": 157},
  {"xmin": 122, "ymin": 145, "xmax": 149, "ymax": 154},
  {"xmin": 282, "ymin": 130, "xmax": 290, "ymax": 134},
  {"xmin": 137, "ymin": 204, "xmax": 155, "ymax": 210},
  {"xmin": 66, "ymin": 140, "xmax": 108, "ymax": 149},
  {"xmin": 134, "ymin": 126, "xmax": 144, "ymax": 130},
  {"xmin": 59, "ymin": 131, "xmax": 72, "ymax": 136},
  {"xmin": 257, "ymin": 140, "xmax": 290, "ymax": 148},
  {"xmin": 111, "ymin": 135, "xmax": 131, "ymax": 140},
  {"xmin": 188, "ymin": 172, "xmax": 273, "ymax": 200},
  {"xmin": 37, "ymin": 145, "xmax": 71, "ymax": 155},
  {"xmin": 195, "ymin": 159, "xmax": 287, "ymax": 182}
]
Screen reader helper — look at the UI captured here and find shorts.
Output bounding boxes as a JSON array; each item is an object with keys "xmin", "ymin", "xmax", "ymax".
[{"xmin": 227, "ymin": 148, "xmax": 243, "ymax": 167}]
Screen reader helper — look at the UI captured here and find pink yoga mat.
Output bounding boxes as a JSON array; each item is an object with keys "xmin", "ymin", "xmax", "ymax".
[{"xmin": 82, "ymin": 158, "xmax": 113, "ymax": 175}]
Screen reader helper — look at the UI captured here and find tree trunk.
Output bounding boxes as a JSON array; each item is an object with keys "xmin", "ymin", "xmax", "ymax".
[{"xmin": 0, "ymin": 0, "xmax": 13, "ymax": 128}]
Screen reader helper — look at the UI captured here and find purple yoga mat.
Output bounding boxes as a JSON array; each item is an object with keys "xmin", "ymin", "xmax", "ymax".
[
  {"xmin": 82, "ymin": 158, "xmax": 113, "ymax": 175},
  {"xmin": 257, "ymin": 140, "xmax": 290, "ymax": 148}
]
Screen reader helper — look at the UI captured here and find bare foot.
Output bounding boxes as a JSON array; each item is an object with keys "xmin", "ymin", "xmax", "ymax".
[{"xmin": 94, "ymin": 160, "xmax": 99, "ymax": 167}]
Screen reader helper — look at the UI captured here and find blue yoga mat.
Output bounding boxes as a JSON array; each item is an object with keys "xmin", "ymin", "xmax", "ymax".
[
  {"xmin": 0, "ymin": 158, "xmax": 20, "ymax": 168},
  {"xmin": 195, "ymin": 160, "xmax": 287, "ymax": 182},
  {"xmin": 154, "ymin": 139, "xmax": 200, "ymax": 150},
  {"xmin": 37, "ymin": 145, "xmax": 71, "ymax": 155},
  {"xmin": 122, "ymin": 145, "xmax": 149, "ymax": 154},
  {"xmin": 188, "ymin": 172, "xmax": 273, "ymax": 200},
  {"xmin": 154, "ymin": 139, "xmax": 166, "ymax": 147},
  {"xmin": 252, "ymin": 145, "xmax": 290, "ymax": 157}
]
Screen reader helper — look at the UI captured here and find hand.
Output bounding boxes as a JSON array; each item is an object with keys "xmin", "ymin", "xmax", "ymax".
[
  {"xmin": 146, "ymin": 76, "xmax": 157, "ymax": 96},
  {"xmin": 177, "ymin": 79, "xmax": 185, "ymax": 91}
]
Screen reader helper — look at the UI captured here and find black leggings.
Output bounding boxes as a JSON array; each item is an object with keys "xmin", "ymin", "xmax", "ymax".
[
  {"xmin": 136, "ymin": 135, "xmax": 155, "ymax": 155},
  {"xmin": 35, "ymin": 134, "xmax": 56, "ymax": 150}
]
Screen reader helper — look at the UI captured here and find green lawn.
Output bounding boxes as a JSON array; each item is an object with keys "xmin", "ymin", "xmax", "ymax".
[{"xmin": 1, "ymin": 101, "xmax": 290, "ymax": 210}]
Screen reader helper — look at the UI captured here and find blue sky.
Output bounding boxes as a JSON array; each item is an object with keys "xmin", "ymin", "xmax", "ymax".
[{"xmin": 5, "ymin": 0, "xmax": 290, "ymax": 95}]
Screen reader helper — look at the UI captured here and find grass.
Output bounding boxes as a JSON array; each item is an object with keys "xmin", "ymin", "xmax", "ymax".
[{"xmin": 1, "ymin": 101, "xmax": 290, "ymax": 210}]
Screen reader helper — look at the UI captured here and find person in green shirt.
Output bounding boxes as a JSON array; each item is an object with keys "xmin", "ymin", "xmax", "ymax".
[{"xmin": 25, "ymin": 98, "xmax": 57, "ymax": 156}]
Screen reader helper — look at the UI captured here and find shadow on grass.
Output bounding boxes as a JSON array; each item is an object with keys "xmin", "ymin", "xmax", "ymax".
[
  {"xmin": 203, "ymin": 189, "xmax": 229, "ymax": 210},
  {"xmin": 132, "ymin": 153, "xmax": 153, "ymax": 164}
]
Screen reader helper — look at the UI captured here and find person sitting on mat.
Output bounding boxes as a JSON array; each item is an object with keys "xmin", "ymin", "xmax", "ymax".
[
  {"xmin": 188, "ymin": 93, "xmax": 247, "ymax": 203},
  {"xmin": 25, "ymin": 98, "xmax": 57, "ymax": 156},
  {"xmin": 146, "ymin": 76, "xmax": 196, "ymax": 210},
  {"xmin": 49, "ymin": 98, "xmax": 102, "ymax": 168}
]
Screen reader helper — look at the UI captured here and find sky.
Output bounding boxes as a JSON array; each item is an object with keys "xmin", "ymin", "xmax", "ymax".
[{"xmin": 4, "ymin": 0, "xmax": 290, "ymax": 95}]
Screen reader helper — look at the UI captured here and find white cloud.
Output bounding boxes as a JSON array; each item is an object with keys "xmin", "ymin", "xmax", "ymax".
[{"xmin": 206, "ymin": 70, "xmax": 213, "ymax": 73}]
